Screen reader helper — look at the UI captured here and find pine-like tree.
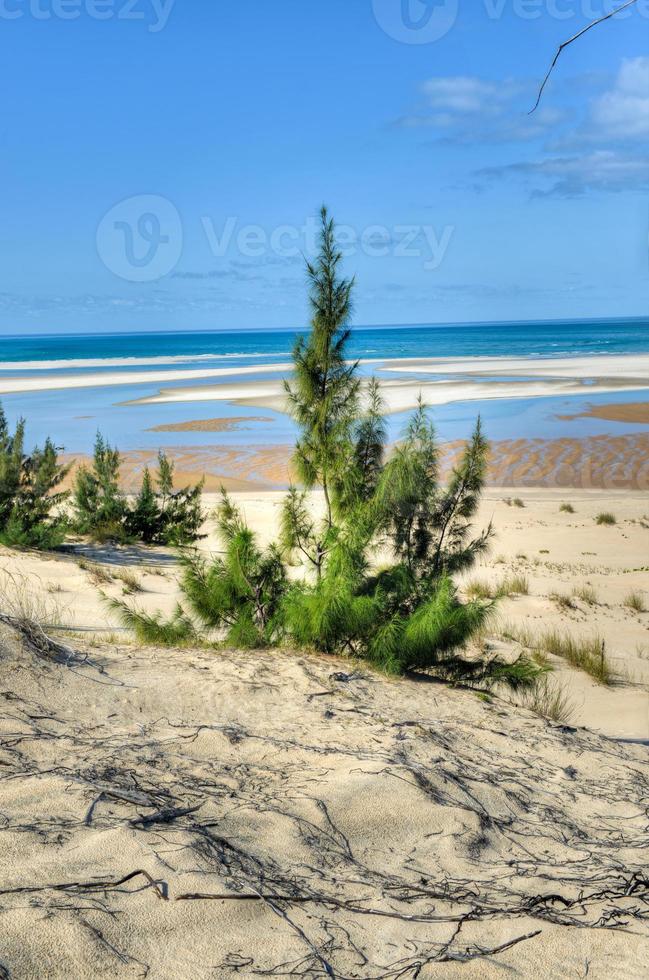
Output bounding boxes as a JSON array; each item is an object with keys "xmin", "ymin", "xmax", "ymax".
[
  {"xmin": 0, "ymin": 404, "xmax": 70, "ymax": 549},
  {"xmin": 181, "ymin": 491, "xmax": 286, "ymax": 647},
  {"xmin": 109, "ymin": 207, "xmax": 542, "ymax": 690},
  {"xmin": 0, "ymin": 407, "xmax": 23, "ymax": 528},
  {"xmin": 128, "ymin": 467, "xmax": 160, "ymax": 543},
  {"xmin": 283, "ymin": 206, "xmax": 360, "ymax": 574},
  {"xmin": 155, "ymin": 451, "xmax": 204, "ymax": 545},
  {"xmin": 73, "ymin": 432, "xmax": 128, "ymax": 541}
]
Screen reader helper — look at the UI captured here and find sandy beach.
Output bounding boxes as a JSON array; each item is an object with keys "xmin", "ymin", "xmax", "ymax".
[
  {"xmin": 6, "ymin": 0, "xmax": 649, "ymax": 973},
  {"xmin": 58, "ymin": 431, "xmax": 649, "ymax": 493},
  {"xmin": 0, "ymin": 486, "xmax": 648, "ymax": 977},
  {"xmin": 2, "ymin": 487, "xmax": 648, "ymax": 740},
  {"xmin": 115, "ymin": 353, "xmax": 649, "ymax": 414},
  {"xmin": 3, "ymin": 354, "xmax": 649, "ymax": 417},
  {"xmin": 559, "ymin": 401, "xmax": 649, "ymax": 424}
]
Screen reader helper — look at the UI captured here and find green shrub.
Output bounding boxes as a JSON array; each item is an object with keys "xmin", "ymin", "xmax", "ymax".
[
  {"xmin": 0, "ymin": 405, "xmax": 70, "ymax": 550},
  {"xmin": 560, "ymin": 503, "xmax": 575, "ymax": 514},
  {"xmin": 138, "ymin": 452, "xmax": 204, "ymax": 546},
  {"xmin": 110, "ymin": 208, "xmax": 543, "ymax": 693},
  {"xmin": 596, "ymin": 512, "xmax": 616, "ymax": 526},
  {"xmin": 73, "ymin": 438, "xmax": 203, "ymax": 546},
  {"xmin": 108, "ymin": 600, "xmax": 198, "ymax": 646},
  {"xmin": 181, "ymin": 491, "xmax": 287, "ymax": 647},
  {"xmin": 72, "ymin": 433, "xmax": 129, "ymax": 542}
]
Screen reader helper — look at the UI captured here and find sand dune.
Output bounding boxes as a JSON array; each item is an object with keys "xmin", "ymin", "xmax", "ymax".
[
  {"xmin": 0, "ymin": 617, "xmax": 647, "ymax": 978},
  {"xmin": 1, "ymin": 488, "xmax": 648, "ymax": 977},
  {"xmin": 2, "ymin": 488, "xmax": 648, "ymax": 739}
]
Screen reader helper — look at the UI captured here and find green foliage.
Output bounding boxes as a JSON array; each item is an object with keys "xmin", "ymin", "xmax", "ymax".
[
  {"xmin": 154, "ymin": 453, "xmax": 205, "ymax": 546},
  {"xmin": 0, "ymin": 403, "xmax": 70, "ymax": 549},
  {"xmin": 377, "ymin": 404, "xmax": 492, "ymax": 580},
  {"xmin": 73, "ymin": 433, "xmax": 129, "ymax": 542},
  {"xmin": 73, "ymin": 439, "xmax": 204, "ymax": 545},
  {"xmin": 129, "ymin": 468, "xmax": 159, "ymax": 543},
  {"xmin": 180, "ymin": 491, "xmax": 287, "ymax": 648},
  {"xmin": 596, "ymin": 512, "xmax": 616, "ymax": 526},
  {"xmin": 112, "ymin": 207, "xmax": 537, "ymax": 693},
  {"xmin": 284, "ymin": 205, "xmax": 360, "ymax": 571},
  {"xmin": 276, "ymin": 210, "xmax": 531, "ymax": 687},
  {"xmin": 107, "ymin": 598, "xmax": 198, "ymax": 646},
  {"xmin": 281, "ymin": 394, "xmax": 532, "ymax": 684},
  {"xmin": 337, "ymin": 377, "xmax": 387, "ymax": 511}
]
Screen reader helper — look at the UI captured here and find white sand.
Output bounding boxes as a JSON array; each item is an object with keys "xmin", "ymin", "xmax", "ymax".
[
  {"xmin": 0, "ymin": 353, "xmax": 279, "ymax": 372},
  {"xmin": 379, "ymin": 353, "xmax": 649, "ymax": 380},
  {"xmin": 0, "ymin": 362, "xmax": 294, "ymax": 395},
  {"xmin": 1, "ymin": 487, "xmax": 647, "ymax": 740},
  {"xmin": 124, "ymin": 353, "xmax": 649, "ymax": 413},
  {"xmin": 4, "ymin": 355, "xmax": 649, "ymax": 421},
  {"xmin": 0, "ymin": 610, "xmax": 647, "ymax": 977},
  {"xmin": 0, "ymin": 487, "xmax": 648, "ymax": 976}
]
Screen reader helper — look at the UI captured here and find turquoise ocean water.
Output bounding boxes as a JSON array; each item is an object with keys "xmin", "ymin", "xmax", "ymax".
[{"xmin": 1, "ymin": 317, "xmax": 648, "ymax": 454}]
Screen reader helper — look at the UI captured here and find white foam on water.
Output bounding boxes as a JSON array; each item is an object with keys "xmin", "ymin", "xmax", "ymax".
[{"xmin": 0, "ymin": 352, "xmax": 284, "ymax": 372}]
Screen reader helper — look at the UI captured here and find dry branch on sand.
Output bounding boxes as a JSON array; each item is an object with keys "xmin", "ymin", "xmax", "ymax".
[{"xmin": 0, "ymin": 619, "xmax": 647, "ymax": 978}]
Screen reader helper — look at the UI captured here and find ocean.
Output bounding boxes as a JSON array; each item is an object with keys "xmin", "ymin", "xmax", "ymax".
[
  {"xmin": 1, "ymin": 317, "xmax": 648, "ymax": 457},
  {"xmin": 2, "ymin": 316, "xmax": 649, "ymax": 364}
]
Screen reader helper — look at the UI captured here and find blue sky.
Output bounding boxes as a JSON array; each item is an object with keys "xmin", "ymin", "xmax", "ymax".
[{"xmin": 1, "ymin": 0, "xmax": 648, "ymax": 335}]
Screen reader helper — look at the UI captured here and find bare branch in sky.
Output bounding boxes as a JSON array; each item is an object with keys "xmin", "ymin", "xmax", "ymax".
[{"xmin": 530, "ymin": 0, "xmax": 639, "ymax": 113}]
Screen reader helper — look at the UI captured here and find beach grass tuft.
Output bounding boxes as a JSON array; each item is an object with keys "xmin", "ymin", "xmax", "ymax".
[
  {"xmin": 624, "ymin": 591, "xmax": 646, "ymax": 613},
  {"xmin": 573, "ymin": 584, "xmax": 598, "ymax": 606},
  {"xmin": 516, "ymin": 676, "xmax": 575, "ymax": 724},
  {"xmin": 465, "ymin": 579, "xmax": 494, "ymax": 601},
  {"xmin": 465, "ymin": 574, "xmax": 529, "ymax": 601},
  {"xmin": 516, "ymin": 628, "xmax": 611, "ymax": 685},
  {"xmin": 77, "ymin": 559, "xmax": 113, "ymax": 587},
  {"xmin": 114, "ymin": 569, "xmax": 144, "ymax": 595},
  {"xmin": 595, "ymin": 512, "xmax": 617, "ymax": 526},
  {"xmin": 550, "ymin": 592, "xmax": 576, "ymax": 612},
  {"xmin": 499, "ymin": 573, "xmax": 529, "ymax": 597},
  {"xmin": 559, "ymin": 503, "xmax": 575, "ymax": 514}
]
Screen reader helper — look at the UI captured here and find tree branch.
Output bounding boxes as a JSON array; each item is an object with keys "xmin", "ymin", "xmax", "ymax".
[{"xmin": 530, "ymin": 0, "xmax": 639, "ymax": 112}]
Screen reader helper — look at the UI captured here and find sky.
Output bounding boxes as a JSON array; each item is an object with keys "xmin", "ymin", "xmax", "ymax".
[{"xmin": 0, "ymin": 0, "xmax": 648, "ymax": 335}]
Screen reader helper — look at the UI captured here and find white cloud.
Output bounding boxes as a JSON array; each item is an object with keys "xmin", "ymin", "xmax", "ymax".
[
  {"xmin": 421, "ymin": 76, "xmax": 506, "ymax": 114},
  {"xmin": 396, "ymin": 74, "xmax": 564, "ymax": 143},
  {"xmin": 590, "ymin": 57, "xmax": 649, "ymax": 140},
  {"xmin": 477, "ymin": 150, "xmax": 649, "ymax": 197}
]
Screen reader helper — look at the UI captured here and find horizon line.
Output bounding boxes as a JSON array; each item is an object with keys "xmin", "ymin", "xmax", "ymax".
[{"xmin": 1, "ymin": 313, "xmax": 647, "ymax": 341}]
